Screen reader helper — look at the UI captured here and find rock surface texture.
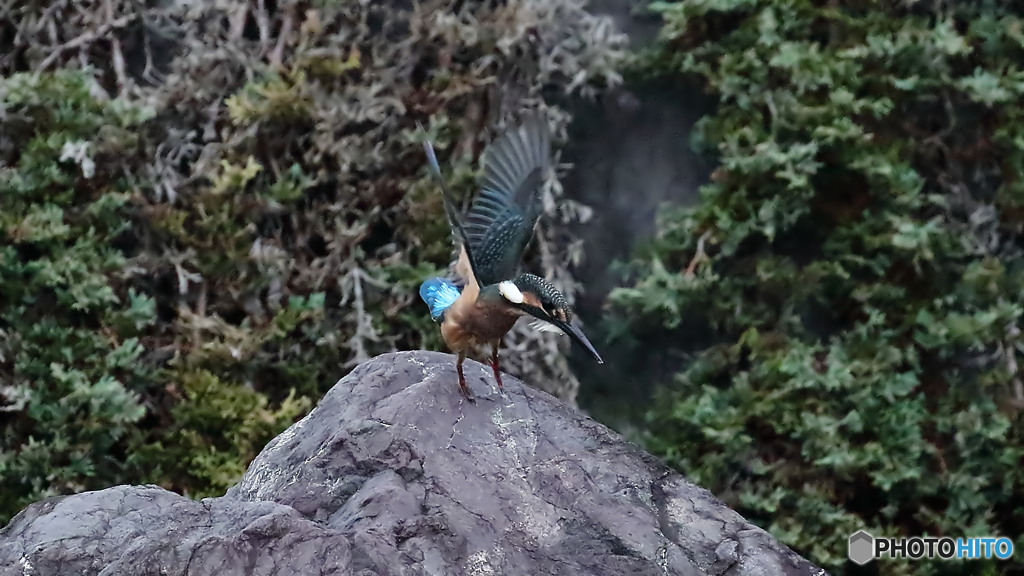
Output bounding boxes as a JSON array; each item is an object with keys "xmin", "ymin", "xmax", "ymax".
[{"xmin": 1, "ymin": 351, "xmax": 826, "ymax": 576}]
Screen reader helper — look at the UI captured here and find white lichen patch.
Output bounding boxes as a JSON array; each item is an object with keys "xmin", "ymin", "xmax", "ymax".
[
  {"xmin": 19, "ymin": 555, "xmax": 36, "ymax": 576},
  {"xmin": 465, "ymin": 550, "xmax": 496, "ymax": 576}
]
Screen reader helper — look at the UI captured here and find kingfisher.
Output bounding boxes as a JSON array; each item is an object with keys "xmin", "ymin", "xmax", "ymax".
[{"xmin": 417, "ymin": 114, "xmax": 603, "ymax": 400}]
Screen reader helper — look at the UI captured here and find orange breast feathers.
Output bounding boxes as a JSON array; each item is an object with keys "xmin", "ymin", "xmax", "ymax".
[{"xmin": 440, "ymin": 290, "xmax": 522, "ymax": 351}]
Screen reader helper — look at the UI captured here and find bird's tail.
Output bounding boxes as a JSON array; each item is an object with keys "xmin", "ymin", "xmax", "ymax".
[{"xmin": 419, "ymin": 277, "xmax": 461, "ymax": 321}]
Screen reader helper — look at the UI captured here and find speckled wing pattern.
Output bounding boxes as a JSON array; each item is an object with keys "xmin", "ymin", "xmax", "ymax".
[{"xmin": 461, "ymin": 116, "xmax": 551, "ymax": 288}]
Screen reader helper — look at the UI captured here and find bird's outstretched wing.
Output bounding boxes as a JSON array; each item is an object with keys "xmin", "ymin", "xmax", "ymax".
[
  {"xmin": 419, "ymin": 125, "xmax": 475, "ymax": 268},
  {"xmin": 420, "ymin": 127, "xmax": 480, "ymax": 292},
  {"xmin": 462, "ymin": 115, "xmax": 551, "ymax": 288}
]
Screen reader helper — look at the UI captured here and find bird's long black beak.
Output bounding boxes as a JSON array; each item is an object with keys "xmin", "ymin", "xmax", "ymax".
[
  {"xmin": 560, "ymin": 318, "xmax": 604, "ymax": 364},
  {"xmin": 524, "ymin": 308, "xmax": 603, "ymax": 364}
]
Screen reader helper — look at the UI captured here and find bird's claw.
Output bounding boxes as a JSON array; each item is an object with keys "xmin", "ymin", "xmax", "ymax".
[{"xmin": 458, "ymin": 380, "xmax": 476, "ymax": 403}]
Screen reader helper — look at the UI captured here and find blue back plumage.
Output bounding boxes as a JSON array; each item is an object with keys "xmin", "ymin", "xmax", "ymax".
[{"xmin": 419, "ymin": 277, "xmax": 461, "ymax": 321}]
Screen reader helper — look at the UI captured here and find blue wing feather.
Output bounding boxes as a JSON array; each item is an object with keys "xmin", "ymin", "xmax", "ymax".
[{"xmin": 419, "ymin": 277, "xmax": 461, "ymax": 321}]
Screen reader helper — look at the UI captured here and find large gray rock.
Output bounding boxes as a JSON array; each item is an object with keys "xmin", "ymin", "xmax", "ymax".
[{"xmin": 1, "ymin": 351, "xmax": 826, "ymax": 576}]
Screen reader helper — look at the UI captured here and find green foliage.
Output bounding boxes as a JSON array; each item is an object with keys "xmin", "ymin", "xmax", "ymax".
[
  {"xmin": 0, "ymin": 70, "xmax": 156, "ymax": 517},
  {"xmin": 0, "ymin": 70, "xmax": 320, "ymax": 521},
  {"xmin": 132, "ymin": 369, "xmax": 311, "ymax": 497},
  {"xmin": 616, "ymin": 2, "xmax": 1024, "ymax": 574}
]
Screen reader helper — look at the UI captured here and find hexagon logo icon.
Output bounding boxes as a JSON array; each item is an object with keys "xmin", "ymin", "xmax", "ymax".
[{"xmin": 848, "ymin": 530, "xmax": 875, "ymax": 566}]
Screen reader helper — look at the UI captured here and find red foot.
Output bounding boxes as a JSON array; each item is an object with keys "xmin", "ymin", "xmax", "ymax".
[
  {"xmin": 490, "ymin": 345, "xmax": 504, "ymax": 391},
  {"xmin": 457, "ymin": 356, "xmax": 475, "ymax": 402},
  {"xmin": 490, "ymin": 361, "xmax": 504, "ymax": 390}
]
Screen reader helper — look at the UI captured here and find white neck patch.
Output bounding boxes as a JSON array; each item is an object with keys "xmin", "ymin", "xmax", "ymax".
[{"xmin": 498, "ymin": 281, "xmax": 525, "ymax": 304}]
